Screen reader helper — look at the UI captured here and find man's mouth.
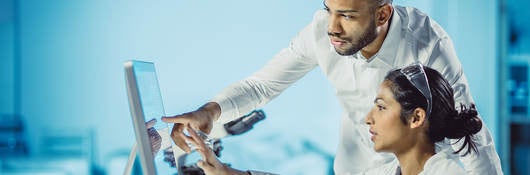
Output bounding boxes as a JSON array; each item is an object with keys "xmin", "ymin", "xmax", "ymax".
[{"xmin": 330, "ymin": 37, "xmax": 347, "ymax": 47}]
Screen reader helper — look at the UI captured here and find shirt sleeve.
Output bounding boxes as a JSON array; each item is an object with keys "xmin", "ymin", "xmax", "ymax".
[
  {"xmin": 210, "ymin": 13, "xmax": 320, "ymax": 124},
  {"xmin": 427, "ymin": 37, "xmax": 504, "ymax": 175}
]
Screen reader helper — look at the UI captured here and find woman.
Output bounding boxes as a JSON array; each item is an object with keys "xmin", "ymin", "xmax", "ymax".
[
  {"xmin": 186, "ymin": 63, "xmax": 482, "ymax": 175},
  {"xmin": 364, "ymin": 63, "xmax": 481, "ymax": 174}
]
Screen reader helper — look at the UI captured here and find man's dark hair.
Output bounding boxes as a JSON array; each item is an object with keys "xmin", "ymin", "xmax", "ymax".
[
  {"xmin": 376, "ymin": 0, "xmax": 393, "ymax": 4},
  {"xmin": 369, "ymin": 0, "xmax": 393, "ymax": 12},
  {"xmin": 371, "ymin": 0, "xmax": 393, "ymax": 6}
]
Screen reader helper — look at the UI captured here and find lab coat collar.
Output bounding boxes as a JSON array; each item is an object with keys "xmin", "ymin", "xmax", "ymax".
[{"xmin": 375, "ymin": 6, "xmax": 403, "ymax": 67}]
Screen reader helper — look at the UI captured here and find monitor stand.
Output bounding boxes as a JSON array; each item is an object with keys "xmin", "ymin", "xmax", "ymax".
[
  {"xmin": 123, "ymin": 143, "xmax": 137, "ymax": 175},
  {"xmin": 123, "ymin": 142, "xmax": 186, "ymax": 175}
]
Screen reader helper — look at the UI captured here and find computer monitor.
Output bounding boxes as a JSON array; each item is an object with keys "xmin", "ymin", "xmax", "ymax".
[{"xmin": 124, "ymin": 60, "xmax": 178, "ymax": 175}]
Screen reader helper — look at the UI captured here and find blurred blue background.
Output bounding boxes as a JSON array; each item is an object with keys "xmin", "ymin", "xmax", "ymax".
[{"xmin": 0, "ymin": 0, "xmax": 529, "ymax": 174}]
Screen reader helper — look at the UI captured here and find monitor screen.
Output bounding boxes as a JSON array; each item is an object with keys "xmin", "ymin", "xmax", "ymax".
[{"xmin": 124, "ymin": 60, "xmax": 177, "ymax": 175}]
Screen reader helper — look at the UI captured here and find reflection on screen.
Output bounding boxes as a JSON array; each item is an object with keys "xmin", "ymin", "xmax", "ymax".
[{"xmin": 135, "ymin": 64, "xmax": 176, "ymax": 174}]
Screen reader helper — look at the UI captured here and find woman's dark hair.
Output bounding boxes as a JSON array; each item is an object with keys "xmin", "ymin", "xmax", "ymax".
[{"xmin": 384, "ymin": 66, "xmax": 482, "ymax": 156}]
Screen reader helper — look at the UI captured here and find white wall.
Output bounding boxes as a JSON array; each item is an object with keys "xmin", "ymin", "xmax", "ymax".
[{"xmin": 435, "ymin": 0, "xmax": 499, "ymax": 139}]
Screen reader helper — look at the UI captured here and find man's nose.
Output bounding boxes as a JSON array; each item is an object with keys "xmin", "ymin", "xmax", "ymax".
[{"xmin": 328, "ymin": 15, "xmax": 342, "ymax": 36}]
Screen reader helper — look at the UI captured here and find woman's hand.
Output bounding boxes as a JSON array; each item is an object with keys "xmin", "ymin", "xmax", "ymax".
[{"xmin": 186, "ymin": 124, "xmax": 249, "ymax": 175}]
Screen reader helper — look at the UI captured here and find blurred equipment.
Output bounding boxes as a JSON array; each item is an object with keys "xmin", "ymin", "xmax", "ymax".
[
  {"xmin": 224, "ymin": 110, "xmax": 266, "ymax": 136},
  {"xmin": 0, "ymin": 114, "xmax": 27, "ymax": 157},
  {"xmin": 1, "ymin": 127, "xmax": 94, "ymax": 175}
]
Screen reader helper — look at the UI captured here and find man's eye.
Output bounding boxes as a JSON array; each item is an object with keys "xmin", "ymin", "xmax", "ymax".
[
  {"xmin": 341, "ymin": 14, "xmax": 354, "ymax": 20},
  {"xmin": 377, "ymin": 105, "xmax": 385, "ymax": 111}
]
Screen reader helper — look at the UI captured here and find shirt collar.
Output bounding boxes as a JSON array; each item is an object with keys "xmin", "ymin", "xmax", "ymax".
[{"xmin": 375, "ymin": 7, "xmax": 403, "ymax": 67}]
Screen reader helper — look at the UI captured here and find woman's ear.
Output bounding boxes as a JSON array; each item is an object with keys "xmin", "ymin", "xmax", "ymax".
[{"xmin": 409, "ymin": 108, "xmax": 427, "ymax": 129}]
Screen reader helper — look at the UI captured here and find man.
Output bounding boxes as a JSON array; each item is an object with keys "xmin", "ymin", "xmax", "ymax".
[{"xmin": 162, "ymin": 0, "xmax": 503, "ymax": 174}]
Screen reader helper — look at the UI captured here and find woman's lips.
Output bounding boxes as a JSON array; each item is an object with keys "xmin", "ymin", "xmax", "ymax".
[{"xmin": 369, "ymin": 130, "xmax": 377, "ymax": 141}]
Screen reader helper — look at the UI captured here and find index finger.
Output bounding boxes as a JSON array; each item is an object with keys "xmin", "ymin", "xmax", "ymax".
[{"xmin": 161, "ymin": 114, "xmax": 190, "ymax": 123}]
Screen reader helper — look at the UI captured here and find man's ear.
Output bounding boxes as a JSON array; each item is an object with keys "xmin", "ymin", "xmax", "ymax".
[
  {"xmin": 376, "ymin": 3, "xmax": 393, "ymax": 26},
  {"xmin": 409, "ymin": 108, "xmax": 427, "ymax": 129}
]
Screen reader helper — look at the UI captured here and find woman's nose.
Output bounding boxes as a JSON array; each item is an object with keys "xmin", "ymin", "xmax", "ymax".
[{"xmin": 365, "ymin": 108, "xmax": 374, "ymax": 125}]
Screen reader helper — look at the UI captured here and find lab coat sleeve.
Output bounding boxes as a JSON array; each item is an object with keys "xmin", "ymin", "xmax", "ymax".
[
  {"xmin": 211, "ymin": 14, "xmax": 319, "ymax": 124},
  {"xmin": 427, "ymin": 37, "xmax": 503, "ymax": 175}
]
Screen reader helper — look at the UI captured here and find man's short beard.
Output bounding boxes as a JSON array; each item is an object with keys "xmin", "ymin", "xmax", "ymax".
[{"xmin": 335, "ymin": 21, "xmax": 378, "ymax": 56}]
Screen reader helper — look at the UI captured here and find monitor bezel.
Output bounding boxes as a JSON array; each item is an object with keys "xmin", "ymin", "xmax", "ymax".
[{"xmin": 124, "ymin": 60, "xmax": 159, "ymax": 175}]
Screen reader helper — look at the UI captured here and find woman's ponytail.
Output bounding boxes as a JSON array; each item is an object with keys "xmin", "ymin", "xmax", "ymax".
[{"xmin": 444, "ymin": 104, "xmax": 482, "ymax": 156}]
